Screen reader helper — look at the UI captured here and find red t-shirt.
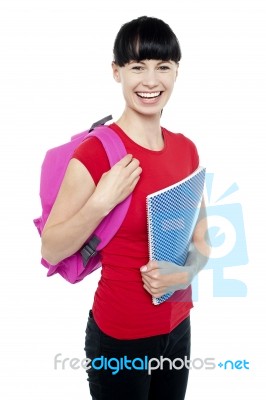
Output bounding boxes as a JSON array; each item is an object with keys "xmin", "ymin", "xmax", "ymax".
[{"xmin": 72, "ymin": 123, "xmax": 199, "ymax": 339}]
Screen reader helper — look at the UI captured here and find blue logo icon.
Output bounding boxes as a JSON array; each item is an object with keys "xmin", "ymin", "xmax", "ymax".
[{"xmin": 192, "ymin": 172, "xmax": 249, "ymax": 299}]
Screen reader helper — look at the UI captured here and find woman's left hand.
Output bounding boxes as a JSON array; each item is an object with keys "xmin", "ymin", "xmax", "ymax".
[{"xmin": 140, "ymin": 260, "xmax": 192, "ymax": 298}]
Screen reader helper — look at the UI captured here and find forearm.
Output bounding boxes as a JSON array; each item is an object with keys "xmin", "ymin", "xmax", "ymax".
[
  {"xmin": 41, "ymin": 194, "xmax": 109, "ymax": 265},
  {"xmin": 153, "ymin": 239, "xmax": 211, "ymax": 294},
  {"xmin": 184, "ymin": 196, "xmax": 211, "ymax": 274},
  {"xmin": 184, "ymin": 235, "xmax": 211, "ymax": 274},
  {"xmin": 147, "ymin": 199, "xmax": 212, "ymax": 293}
]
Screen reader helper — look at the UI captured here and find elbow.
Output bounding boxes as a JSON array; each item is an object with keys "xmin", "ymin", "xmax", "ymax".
[
  {"xmin": 203, "ymin": 242, "xmax": 211, "ymax": 260},
  {"xmin": 41, "ymin": 239, "xmax": 61, "ymax": 266},
  {"xmin": 192, "ymin": 221, "xmax": 212, "ymax": 260},
  {"xmin": 192, "ymin": 235, "xmax": 211, "ymax": 260}
]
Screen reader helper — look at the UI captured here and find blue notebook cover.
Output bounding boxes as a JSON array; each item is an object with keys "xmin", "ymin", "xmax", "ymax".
[{"xmin": 146, "ymin": 166, "xmax": 206, "ymax": 305}]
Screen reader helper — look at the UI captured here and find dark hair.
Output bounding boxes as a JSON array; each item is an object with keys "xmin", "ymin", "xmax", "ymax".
[{"xmin": 113, "ymin": 16, "xmax": 182, "ymax": 66}]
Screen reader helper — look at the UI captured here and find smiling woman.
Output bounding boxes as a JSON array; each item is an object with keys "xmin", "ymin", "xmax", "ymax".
[
  {"xmin": 111, "ymin": 16, "xmax": 180, "ymax": 129},
  {"xmin": 40, "ymin": 15, "xmax": 209, "ymax": 400},
  {"xmin": 112, "ymin": 59, "xmax": 178, "ymax": 125}
]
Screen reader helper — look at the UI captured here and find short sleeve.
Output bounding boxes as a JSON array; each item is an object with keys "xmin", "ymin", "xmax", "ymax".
[
  {"xmin": 71, "ymin": 136, "xmax": 110, "ymax": 185},
  {"xmin": 191, "ymin": 141, "xmax": 200, "ymax": 171}
]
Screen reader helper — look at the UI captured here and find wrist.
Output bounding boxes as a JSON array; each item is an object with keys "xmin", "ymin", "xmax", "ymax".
[
  {"xmin": 173, "ymin": 268, "xmax": 191, "ymax": 288},
  {"xmin": 87, "ymin": 191, "xmax": 113, "ymax": 218}
]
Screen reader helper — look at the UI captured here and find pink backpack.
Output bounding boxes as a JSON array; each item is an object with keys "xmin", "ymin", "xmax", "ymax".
[{"xmin": 33, "ymin": 116, "xmax": 131, "ymax": 284}]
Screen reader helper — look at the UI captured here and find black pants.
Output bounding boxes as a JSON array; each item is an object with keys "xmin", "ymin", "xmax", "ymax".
[{"xmin": 84, "ymin": 310, "xmax": 191, "ymax": 400}]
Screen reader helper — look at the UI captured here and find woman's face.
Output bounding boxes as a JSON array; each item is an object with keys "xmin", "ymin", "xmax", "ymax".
[{"xmin": 112, "ymin": 59, "xmax": 178, "ymax": 117}]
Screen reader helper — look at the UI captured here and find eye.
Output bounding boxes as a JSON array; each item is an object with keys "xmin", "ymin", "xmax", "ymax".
[
  {"xmin": 131, "ymin": 65, "xmax": 143, "ymax": 71},
  {"xmin": 158, "ymin": 65, "xmax": 170, "ymax": 71}
]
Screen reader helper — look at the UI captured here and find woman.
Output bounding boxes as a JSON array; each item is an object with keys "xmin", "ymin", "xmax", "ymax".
[{"xmin": 41, "ymin": 16, "xmax": 210, "ymax": 400}]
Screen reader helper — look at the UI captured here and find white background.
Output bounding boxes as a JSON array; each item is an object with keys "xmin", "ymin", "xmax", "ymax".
[{"xmin": 0, "ymin": 0, "xmax": 265, "ymax": 399}]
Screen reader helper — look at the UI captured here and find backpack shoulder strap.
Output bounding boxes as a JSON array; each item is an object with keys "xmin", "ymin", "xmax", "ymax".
[
  {"xmin": 80, "ymin": 125, "xmax": 132, "ymax": 266},
  {"xmin": 89, "ymin": 125, "xmax": 127, "ymax": 166}
]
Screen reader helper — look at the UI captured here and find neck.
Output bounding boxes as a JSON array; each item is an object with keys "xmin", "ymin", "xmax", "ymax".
[{"xmin": 115, "ymin": 108, "xmax": 164, "ymax": 150}]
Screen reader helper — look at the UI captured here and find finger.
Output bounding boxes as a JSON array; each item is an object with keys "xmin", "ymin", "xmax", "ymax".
[
  {"xmin": 129, "ymin": 174, "xmax": 141, "ymax": 192},
  {"xmin": 140, "ymin": 261, "xmax": 159, "ymax": 274},
  {"xmin": 149, "ymin": 260, "xmax": 159, "ymax": 269},
  {"xmin": 124, "ymin": 158, "xmax": 141, "ymax": 175},
  {"xmin": 142, "ymin": 275, "xmax": 165, "ymax": 289},
  {"xmin": 143, "ymin": 283, "xmax": 152, "ymax": 295},
  {"xmin": 141, "ymin": 275, "xmax": 152, "ymax": 286},
  {"xmin": 142, "ymin": 276, "xmax": 157, "ymax": 291},
  {"xmin": 156, "ymin": 260, "xmax": 174, "ymax": 270},
  {"xmin": 116, "ymin": 154, "xmax": 133, "ymax": 167},
  {"xmin": 128, "ymin": 167, "xmax": 142, "ymax": 185},
  {"xmin": 143, "ymin": 283, "xmax": 167, "ymax": 297},
  {"xmin": 114, "ymin": 157, "xmax": 140, "ymax": 178}
]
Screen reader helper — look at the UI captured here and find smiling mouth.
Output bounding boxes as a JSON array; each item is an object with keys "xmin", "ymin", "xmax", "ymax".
[{"xmin": 136, "ymin": 91, "xmax": 162, "ymax": 99}]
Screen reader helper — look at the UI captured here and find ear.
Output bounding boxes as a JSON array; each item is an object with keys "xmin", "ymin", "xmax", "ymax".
[
  {"xmin": 175, "ymin": 63, "xmax": 179, "ymax": 81},
  {"xmin": 112, "ymin": 62, "xmax": 121, "ymax": 83}
]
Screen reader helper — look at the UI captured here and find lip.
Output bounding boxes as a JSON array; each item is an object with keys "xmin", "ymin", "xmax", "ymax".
[
  {"xmin": 135, "ymin": 91, "xmax": 163, "ymax": 104},
  {"xmin": 136, "ymin": 91, "xmax": 161, "ymax": 98}
]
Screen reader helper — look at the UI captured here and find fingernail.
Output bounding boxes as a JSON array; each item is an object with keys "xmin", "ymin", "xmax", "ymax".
[{"xmin": 140, "ymin": 266, "xmax": 147, "ymax": 272}]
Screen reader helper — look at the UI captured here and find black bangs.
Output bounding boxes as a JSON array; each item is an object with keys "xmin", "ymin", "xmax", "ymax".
[{"xmin": 113, "ymin": 16, "xmax": 182, "ymax": 67}]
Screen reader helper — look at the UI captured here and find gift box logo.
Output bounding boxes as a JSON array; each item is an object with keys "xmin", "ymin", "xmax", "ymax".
[{"xmin": 192, "ymin": 173, "xmax": 248, "ymax": 299}]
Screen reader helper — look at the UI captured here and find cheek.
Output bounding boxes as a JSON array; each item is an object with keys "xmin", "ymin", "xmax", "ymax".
[
  {"xmin": 121, "ymin": 79, "xmax": 137, "ymax": 98},
  {"xmin": 164, "ymin": 77, "xmax": 176, "ymax": 93},
  {"xmin": 121, "ymin": 72, "xmax": 139, "ymax": 88},
  {"xmin": 121, "ymin": 82, "xmax": 131, "ymax": 96}
]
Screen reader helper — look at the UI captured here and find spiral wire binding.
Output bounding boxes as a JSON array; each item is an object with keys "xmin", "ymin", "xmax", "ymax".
[{"xmin": 146, "ymin": 167, "xmax": 206, "ymax": 305}]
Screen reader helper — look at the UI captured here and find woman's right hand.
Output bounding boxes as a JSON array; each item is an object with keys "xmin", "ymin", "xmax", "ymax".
[
  {"xmin": 41, "ymin": 154, "xmax": 141, "ymax": 264},
  {"xmin": 91, "ymin": 154, "xmax": 142, "ymax": 214}
]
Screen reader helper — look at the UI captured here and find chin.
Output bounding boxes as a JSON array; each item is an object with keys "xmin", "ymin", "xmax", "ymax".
[
  {"xmin": 133, "ymin": 102, "xmax": 164, "ymax": 115},
  {"xmin": 139, "ymin": 108, "xmax": 163, "ymax": 117}
]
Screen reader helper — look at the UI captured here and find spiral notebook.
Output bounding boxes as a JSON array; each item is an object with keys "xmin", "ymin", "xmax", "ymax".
[{"xmin": 146, "ymin": 166, "xmax": 206, "ymax": 305}]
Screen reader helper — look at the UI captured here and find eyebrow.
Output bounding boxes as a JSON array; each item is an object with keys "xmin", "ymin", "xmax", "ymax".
[{"xmin": 129, "ymin": 60, "xmax": 172, "ymax": 65}]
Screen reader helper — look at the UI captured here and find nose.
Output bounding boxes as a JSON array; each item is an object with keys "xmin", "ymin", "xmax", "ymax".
[{"xmin": 142, "ymin": 69, "xmax": 159, "ymax": 88}]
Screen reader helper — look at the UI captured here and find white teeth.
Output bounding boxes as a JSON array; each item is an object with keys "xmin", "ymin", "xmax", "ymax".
[{"xmin": 137, "ymin": 92, "xmax": 161, "ymax": 98}]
